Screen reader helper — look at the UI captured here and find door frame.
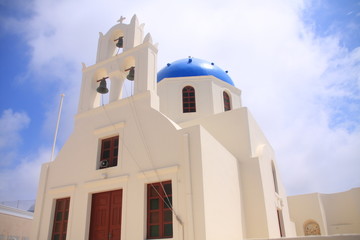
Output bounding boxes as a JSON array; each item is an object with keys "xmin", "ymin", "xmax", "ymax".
[{"xmin": 89, "ymin": 189, "xmax": 123, "ymax": 240}]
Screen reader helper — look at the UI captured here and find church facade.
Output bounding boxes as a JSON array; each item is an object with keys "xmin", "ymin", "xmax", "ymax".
[{"xmin": 31, "ymin": 16, "xmax": 359, "ymax": 240}]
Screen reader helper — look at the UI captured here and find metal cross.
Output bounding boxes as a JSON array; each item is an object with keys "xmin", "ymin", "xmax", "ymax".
[{"xmin": 117, "ymin": 16, "xmax": 126, "ymax": 24}]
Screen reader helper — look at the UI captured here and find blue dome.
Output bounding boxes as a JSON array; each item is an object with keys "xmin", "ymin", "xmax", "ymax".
[{"xmin": 157, "ymin": 58, "xmax": 234, "ymax": 86}]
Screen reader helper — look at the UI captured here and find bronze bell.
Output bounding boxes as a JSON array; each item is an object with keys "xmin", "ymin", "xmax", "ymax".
[
  {"xmin": 115, "ymin": 37, "xmax": 123, "ymax": 48},
  {"xmin": 96, "ymin": 78, "xmax": 109, "ymax": 94},
  {"xmin": 126, "ymin": 67, "xmax": 135, "ymax": 81}
]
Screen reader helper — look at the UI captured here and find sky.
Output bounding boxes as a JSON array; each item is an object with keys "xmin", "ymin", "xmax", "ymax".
[{"xmin": 0, "ymin": 0, "xmax": 359, "ymax": 202}]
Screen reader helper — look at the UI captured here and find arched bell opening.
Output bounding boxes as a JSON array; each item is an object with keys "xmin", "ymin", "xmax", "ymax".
[
  {"xmin": 92, "ymin": 68, "xmax": 109, "ymax": 108},
  {"xmin": 120, "ymin": 56, "xmax": 136, "ymax": 99},
  {"xmin": 110, "ymin": 30, "xmax": 125, "ymax": 56}
]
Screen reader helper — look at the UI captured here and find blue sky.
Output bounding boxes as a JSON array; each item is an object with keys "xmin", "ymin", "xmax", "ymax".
[{"xmin": 0, "ymin": 0, "xmax": 359, "ymax": 201}]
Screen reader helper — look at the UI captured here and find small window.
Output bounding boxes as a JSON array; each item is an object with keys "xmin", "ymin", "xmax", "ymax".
[
  {"xmin": 182, "ymin": 86, "xmax": 196, "ymax": 113},
  {"xmin": 51, "ymin": 198, "xmax": 70, "ymax": 240},
  {"xmin": 99, "ymin": 136, "xmax": 119, "ymax": 169},
  {"xmin": 223, "ymin": 91, "xmax": 231, "ymax": 111},
  {"xmin": 147, "ymin": 181, "xmax": 173, "ymax": 239}
]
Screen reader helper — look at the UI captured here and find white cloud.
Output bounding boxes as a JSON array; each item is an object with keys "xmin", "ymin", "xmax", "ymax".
[
  {"xmin": 0, "ymin": 147, "xmax": 51, "ymax": 201},
  {"xmin": 0, "ymin": 109, "xmax": 30, "ymax": 147},
  {"xmin": 0, "ymin": 109, "xmax": 30, "ymax": 167},
  {"xmin": 2, "ymin": 0, "xmax": 359, "ymax": 198}
]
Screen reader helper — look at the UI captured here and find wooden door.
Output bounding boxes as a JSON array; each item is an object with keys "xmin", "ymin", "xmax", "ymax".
[
  {"xmin": 109, "ymin": 190, "xmax": 122, "ymax": 239},
  {"xmin": 90, "ymin": 190, "xmax": 122, "ymax": 240}
]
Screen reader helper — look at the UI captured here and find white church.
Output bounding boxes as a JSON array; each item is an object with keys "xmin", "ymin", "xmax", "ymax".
[{"xmin": 31, "ymin": 15, "xmax": 360, "ymax": 240}]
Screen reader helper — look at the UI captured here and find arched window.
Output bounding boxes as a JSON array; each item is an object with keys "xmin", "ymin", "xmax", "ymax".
[
  {"xmin": 182, "ymin": 86, "xmax": 196, "ymax": 113},
  {"xmin": 277, "ymin": 209, "xmax": 286, "ymax": 237},
  {"xmin": 272, "ymin": 162, "xmax": 279, "ymax": 194},
  {"xmin": 223, "ymin": 91, "xmax": 231, "ymax": 111},
  {"xmin": 304, "ymin": 220, "xmax": 321, "ymax": 236}
]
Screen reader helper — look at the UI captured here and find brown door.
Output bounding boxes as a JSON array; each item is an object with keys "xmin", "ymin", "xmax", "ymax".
[{"xmin": 90, "ymin": 189, "xmax": 122, "ymax": 240}]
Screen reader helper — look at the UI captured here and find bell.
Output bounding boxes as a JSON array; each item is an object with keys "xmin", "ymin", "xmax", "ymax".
[
  {"xmin": 96, "ymin": 79, "xmax": 109, "ymax": 94},
  {"xmin": 115, "ymin": 37, "xmax": 123, "ymax": 48},
  {"xmin": 127, "ymin": 67, "xmax": 135, "ymax": 81}
]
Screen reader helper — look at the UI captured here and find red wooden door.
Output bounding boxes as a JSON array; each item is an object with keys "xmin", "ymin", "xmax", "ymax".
[
  {"xmin": 109, "ymin": 190, "xmax": 122, "ymax": 239},
  {"xmin": 90, "ymin": 190, "xmax": 122, "ymax": 240}
]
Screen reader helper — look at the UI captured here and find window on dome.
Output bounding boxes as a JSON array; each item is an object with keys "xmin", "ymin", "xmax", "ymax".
[
  {"xmin": 182, "ymin": 86, "xmax": 196, "ymax": 113},
  {"xmin": 223, "ymin": 91, "xmax": 231, "ymax": 111},
  {"xmin": 147, "ymin": 181, "xmax": 173, "ymax": 239}
]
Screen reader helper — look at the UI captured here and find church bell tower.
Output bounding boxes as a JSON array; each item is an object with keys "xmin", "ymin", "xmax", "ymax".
[{"xmin": 77, "ymin": 15, "xmax": 158, "ymax": 113}]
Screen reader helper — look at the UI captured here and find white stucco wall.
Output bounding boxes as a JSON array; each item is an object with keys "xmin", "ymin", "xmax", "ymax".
[
  {"xmin": 288, "ymin": 188, "xmax": 360, "ymax": 236},
  {"xmin": 178, "ymin": 107, "xmax": 296, "ymax": 238},
  {"xmin": 199, "ymin": 127, "xmax": 243, "ymax": 240},
  {"xmin": 31, "ymin": 15, "xmax": 359, "ymax": 240},
  {"xmin": 258, "ymin": 235, "xmax": 360, "ymax": 240},
  {"xmin": 158, "ymin": 76, "xmax": 241, "ymax": 124},
  {"xmin": 322, "ymin": 188, "xmax": 360, "ymax": 235},
  {"xmin": 0, "ymin": 205, "xmax": 33, "ymax": 240},
  {"xmin": 32, "ymin": 91, "xmax": 187, "ymax": 239}
]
